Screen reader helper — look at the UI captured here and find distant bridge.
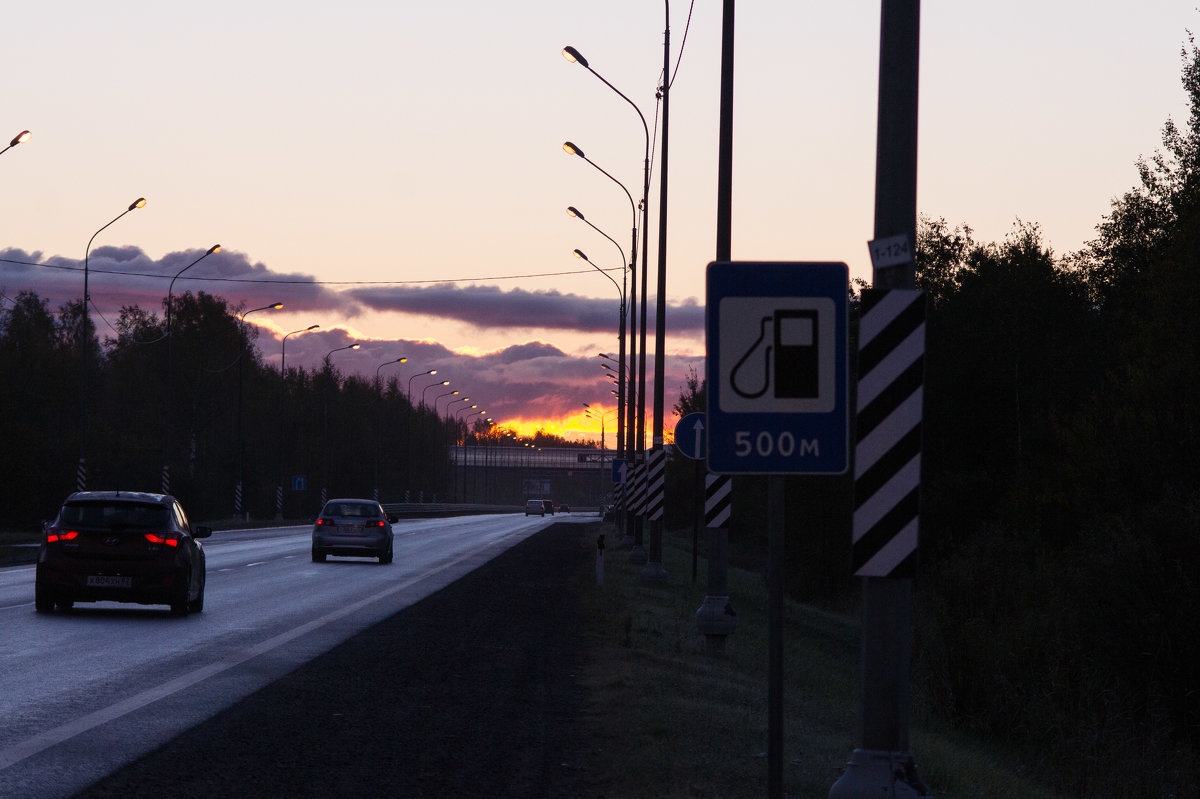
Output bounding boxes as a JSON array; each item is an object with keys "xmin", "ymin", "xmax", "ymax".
[{"xmin": 449, "ymin": 445, "xmax": 619, "ymax": 507}]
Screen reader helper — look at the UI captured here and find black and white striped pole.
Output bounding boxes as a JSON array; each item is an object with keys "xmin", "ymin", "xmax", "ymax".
[{"xmin": 829, "ymin": 0, "xmax": 927, "ymax": 795}]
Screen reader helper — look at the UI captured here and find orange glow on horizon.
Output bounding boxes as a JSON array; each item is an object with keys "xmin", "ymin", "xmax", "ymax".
[{"xmin": 489, "ymin": 406, "xmax": 676, "ymax": 450}]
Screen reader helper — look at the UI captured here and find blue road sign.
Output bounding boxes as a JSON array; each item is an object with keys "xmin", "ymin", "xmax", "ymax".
[
  {"xmin": 611, "ymin": 457, "xmax": 628, "ymax": 484},
  {"xmin": 292, "ymin": 475, "xmax": 307, "ymax": 491},
  {"xmin": 706, "ymin": 261, "xmax": 850, "ymax": 474},
  {"xmin": 674, "ymin": 412, "xmax": 707, "ymax": 460}
]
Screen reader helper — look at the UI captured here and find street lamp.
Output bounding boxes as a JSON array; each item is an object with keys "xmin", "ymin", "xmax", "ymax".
[
  {"xmin": 322, "ymin": 342, "xmax": 361, "ymax": 508},
  {"xmin": 407, "ymin": 369, "xmax": 437, "ymax": 403},
  {"xmin": 574, "ymin": 247, "xmax": 627, "ymax": 454},
  {"xmin": 375, "ymin": 356, "xmax": 408, "ymax": 386},
  {"xmin": 372, "ymin": 356, "xmax": 408, "ymax": 502},
  {"xmin": 422, "ymin": 379, "xmax": 450, "ymax": 409},
  {"xmin": 560, "ymin": 46, "xmax": 653, "ymax": 473},
  {"xmin": 232, "ymin": 302, "xmax": 282, "ymax": 515},
  {"xmin": 0, "ymin": 130, "xmax": 31, "ymax": 158},
  {"xmin": 561, "ymin": 144, "xmax": 641, "ymax": 461},
  {"xmin": 77, "ymin": 197, "xmax": 146, "ymax": 491},
  {"xmin": 162, "ymin": 244, "xmax": 222, "ymax": 494},
  {"xmin": 275, "ymin": 324, "xmax": 319, "ymax": 518},
  {"xmin": 445, "ymin": 395, "xmax": 469, "ymax": 418},
  {"xmin": 433, "ymin": 388, "xmax": 459, "ymax": 414},
  {"xmin": 564, "ymin": 22, "xmax": 670, "ymax": 578}
]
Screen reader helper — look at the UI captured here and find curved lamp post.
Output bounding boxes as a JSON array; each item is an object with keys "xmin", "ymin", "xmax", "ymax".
[
  {"xmin": 0, "ymin": 130, "xmax": 31, "ymax": 158},
  {"xmin": 560, "ymin": 49, "xmax": 652, "ymax": 469},
  {"xmin": 570, "ymin": 230, "xmax": 628, "ymax": 460},
  {"xmin": 432, "ymin": 389, "xmax": 459, "ymax": 421},
  {"xmin": 421, "ymin": 379, "xmax": 450, "ymax": 409},
  {"xmin": 234, "ymin": 302, "xmax": 282, "ymax": 515},
  {"xmin": 162, "ymin": 244, "xmax": 222, "ymax": 495},
  {"xmin": 275, "ymin": 324, "xmax": 319, "ymax": 518},
  {"xmin": 562, "ymin": 142, "xmax": 642, "ymax": 463},
  {"xmin": 78, "ymin": 197, "xmax": 146, "ymax": 491},
  {"xmin": 375, "ymin": 356, "xmax": 408, "ymax": 387},
  {"xmin": 372, "ymin": 356, "xmax": 408, "ymax": 501},
  {"xmin": 407, "ymin": 369, "xmax": 437, "ymax": 403},
  {"xmin": 321, "ymin": 343, "xmax": 360, "ymax": 508}
]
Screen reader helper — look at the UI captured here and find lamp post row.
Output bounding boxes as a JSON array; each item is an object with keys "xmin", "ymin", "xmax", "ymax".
[{"xmin": 562, "ymin": 19, "xmax": 668, "ymax": 571}]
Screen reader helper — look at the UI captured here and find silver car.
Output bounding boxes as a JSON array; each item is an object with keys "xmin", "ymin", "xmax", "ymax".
[{"xmin": 312, "ymin": 499, "xmax": 395, "ymax": 564}]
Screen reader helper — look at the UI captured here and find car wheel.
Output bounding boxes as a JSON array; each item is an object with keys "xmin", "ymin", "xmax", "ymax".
[
  {"xmin": 35, "ymin": 581, "xmax": 54, "ymax": 613},
  {"xmin": 379, "ymin": 543, "xmax": 393, "ymax": 564},
  {"xmin": 188, "ymin": 581, "xmax": 205, "ymax": 614},
  {"xmin": 312, "ymin": 547, "xmax": 327, "ymax": 563}
]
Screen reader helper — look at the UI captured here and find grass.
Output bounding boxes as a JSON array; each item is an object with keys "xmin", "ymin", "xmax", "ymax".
[{"xmin": 573, "ymin": 523, "xmax": 1064, "ymax": 799}]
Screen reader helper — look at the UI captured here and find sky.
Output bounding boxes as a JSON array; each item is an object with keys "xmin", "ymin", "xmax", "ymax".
[{"xmin": 2, "ymin": 1, "xmax": 1196, "ymax": 445}]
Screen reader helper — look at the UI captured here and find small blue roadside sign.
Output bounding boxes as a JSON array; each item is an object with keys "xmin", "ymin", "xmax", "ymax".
[
  {"xmin": 706, "ymin": 261, "xmax": 849, "ymax": 474},
  {"xmin": 611, "ymin": 457, "xmax": 627, "ymax": 484},
  {"xmin": 674, "ymin": 412, "xmax": 706, "ymax": 460},
  {"xmin": 292, "ymin": 475, "xmax": 307, "ymax": 491}
]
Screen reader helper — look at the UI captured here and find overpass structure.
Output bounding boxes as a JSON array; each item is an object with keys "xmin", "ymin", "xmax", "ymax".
[{"xmin": 449, "ymin": 445, "xmax": 617, "ymax": 508}]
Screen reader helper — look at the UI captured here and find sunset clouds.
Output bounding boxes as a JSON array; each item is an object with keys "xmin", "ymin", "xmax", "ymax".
[{"xmin": 0, "ymin": 246, "xmax": 704, "ymax": 439}]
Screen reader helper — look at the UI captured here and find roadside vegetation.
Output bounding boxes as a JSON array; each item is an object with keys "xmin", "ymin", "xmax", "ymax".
[
  {"xmin": 649, "ymin": 33, "xmax": 1200, "ymax": 796},
  {"xmin": 575, "ymin": 524, "xmax": 1061, "ymax": 798}
]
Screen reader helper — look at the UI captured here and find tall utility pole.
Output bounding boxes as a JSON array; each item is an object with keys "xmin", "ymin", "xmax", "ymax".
[
  {"xmin": 695, "ymin": 0, "xmax": 738, "ymax": 654},
  {"xmin": 830, "ymin": 1, "xmax": 927, "ymax": 796},
  {"xmin": 643, "ymin": 0, "xmax": 671, "ymax": 581}
]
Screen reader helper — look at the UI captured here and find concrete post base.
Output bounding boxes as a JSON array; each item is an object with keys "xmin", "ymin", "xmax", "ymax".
[{"xmin": 828, "ymin": 749, "xmax": 927, "ymax": 798}]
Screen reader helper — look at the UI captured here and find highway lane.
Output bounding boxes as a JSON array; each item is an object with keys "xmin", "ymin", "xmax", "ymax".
[{"xmin": 0, "ymin": 512, "xmax": 589, "ymax": 799}]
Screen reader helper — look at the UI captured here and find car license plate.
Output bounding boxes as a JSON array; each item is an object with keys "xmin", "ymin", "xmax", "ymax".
[
  {"xmin": 339, "ymin": 524, "xmax": 362, "ymax": 535},
  {"xmin": 87, "ymin": 575, "xmax": 132, "ymax": 588}
]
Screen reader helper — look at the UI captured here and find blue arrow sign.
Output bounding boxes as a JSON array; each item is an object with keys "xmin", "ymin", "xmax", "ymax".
[{"xmin": 674, "ymin": 412, "xmax": 706, "ymax": 460}]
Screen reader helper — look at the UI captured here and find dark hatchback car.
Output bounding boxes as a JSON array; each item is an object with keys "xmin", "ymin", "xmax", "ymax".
[
  {"xmin": 312, "ymin": 499, "xmax": 395, "ymax": 563},
  {"xmin": 35, "ymin": 491, "xmax": 211, "ymax": 616}
]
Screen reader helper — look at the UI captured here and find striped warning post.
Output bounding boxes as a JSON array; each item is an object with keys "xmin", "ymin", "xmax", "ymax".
[
  {"xmin": 853, "ymin": 289, "xmax": 925, "ymax": 577},
  {"xmin": 76, "ymin": 458, "xmax": 87, "ymax": 492},
  {"xmin": 646, "ymin": 449, "xmax": 667, "ymax": 520},
  {"xmin": 631, "ymin": 462, "xmax": 647, "ymax": 516},
  {"xmin": 234, "ymin": 482, "xmax": 243, "ymax": 514},
  {"xmin": 705, "ymin": 473, "xmax": 732, "ymax": 528},
  {"xmin": 161, "ymin": 465, "xmax": 170, "ymax": 496}
]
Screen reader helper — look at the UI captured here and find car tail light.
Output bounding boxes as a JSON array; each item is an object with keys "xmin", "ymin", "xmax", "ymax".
[
  {"xmin": 365, "ymin": 519, "xmax": 385, "ymax": 528},
  {"xmin": 46, "ymin": 530, "xmax": 79, "ymax": 543},
  {"xmin": 144, "ymin": 533, "xmax": 180, "ymax": 547},
  {"xmin": 316, "ymin": 518, "xmax": 334, "ymax": 526}
]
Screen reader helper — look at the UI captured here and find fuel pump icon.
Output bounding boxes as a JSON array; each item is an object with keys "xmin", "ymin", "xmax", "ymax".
[{"xmin": 730, "ymin": 309, "xmax": 820, "ymax": 400}]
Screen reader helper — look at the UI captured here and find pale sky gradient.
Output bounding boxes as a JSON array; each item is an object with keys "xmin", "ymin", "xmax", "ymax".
[{"xmin": 3, "ymin": 1, "xmax": 1195, "ymax": 442}]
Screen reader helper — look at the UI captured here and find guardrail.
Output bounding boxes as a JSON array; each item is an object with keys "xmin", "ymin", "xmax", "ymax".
[
  {"xmin": 380, "ymin": 503, "xmax": 600, "ymax": 519},
  {"xmin": 381, "ymin": 503, "xmax": 519, "ymax": 518}
]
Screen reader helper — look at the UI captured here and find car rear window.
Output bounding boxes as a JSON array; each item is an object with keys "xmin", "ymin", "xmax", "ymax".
[
  {"xmin": 324, "ymin": 503, "xmax": 380, "ymax": 518},
  {"xmin": 59, "ymin": 502, "xmax": 170, "ymax": 530}
]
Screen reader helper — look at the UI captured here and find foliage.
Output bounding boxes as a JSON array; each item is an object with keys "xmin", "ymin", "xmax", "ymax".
[
  {"xmin": 905, "ymin": 32, "xmax": 1200, "ymax": 794},
  {"xmin": 0, "ymin": 290, "xmax": 461, "ymax": 527}
]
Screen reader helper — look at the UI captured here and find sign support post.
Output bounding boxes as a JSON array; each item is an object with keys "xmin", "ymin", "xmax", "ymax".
[{"xmin": 707, "ymin": 261, "xmax": 849, "ymax": 798}]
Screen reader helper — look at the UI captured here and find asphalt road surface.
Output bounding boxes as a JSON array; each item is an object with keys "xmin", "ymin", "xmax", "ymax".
[{"xmin": 0, "ymin": 516, "xmax": 595, "ymax": 798}]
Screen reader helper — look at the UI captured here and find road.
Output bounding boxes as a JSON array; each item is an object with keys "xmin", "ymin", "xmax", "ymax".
[{"xmin": 0, "ymin": 512, "xmax": 587, "ymax": 799}]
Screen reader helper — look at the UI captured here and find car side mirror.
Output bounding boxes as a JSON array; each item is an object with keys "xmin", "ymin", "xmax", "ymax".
[
  {"xmin": 193, "ymin": 526, "xmax": 213, "ymax": 539},
  {"xmin": 387, "ymin": 515, "xmax": 398, "ymax": 524}
]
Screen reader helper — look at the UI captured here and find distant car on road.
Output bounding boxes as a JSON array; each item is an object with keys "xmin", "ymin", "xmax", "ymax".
[
  {"xmin": 557, "ymin": 504, "xmax": 570, "ymax": 513},
  {"xmin": 312, "ymin": 499, "xmax": 395, "ymax": 564},
  {"xmin": 524, "ymin": 499, "xmax": 547, "ymax": 516},
  {"xmin": 35, "ymin": 491, "xmax": 211, "ymax": 616}
]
